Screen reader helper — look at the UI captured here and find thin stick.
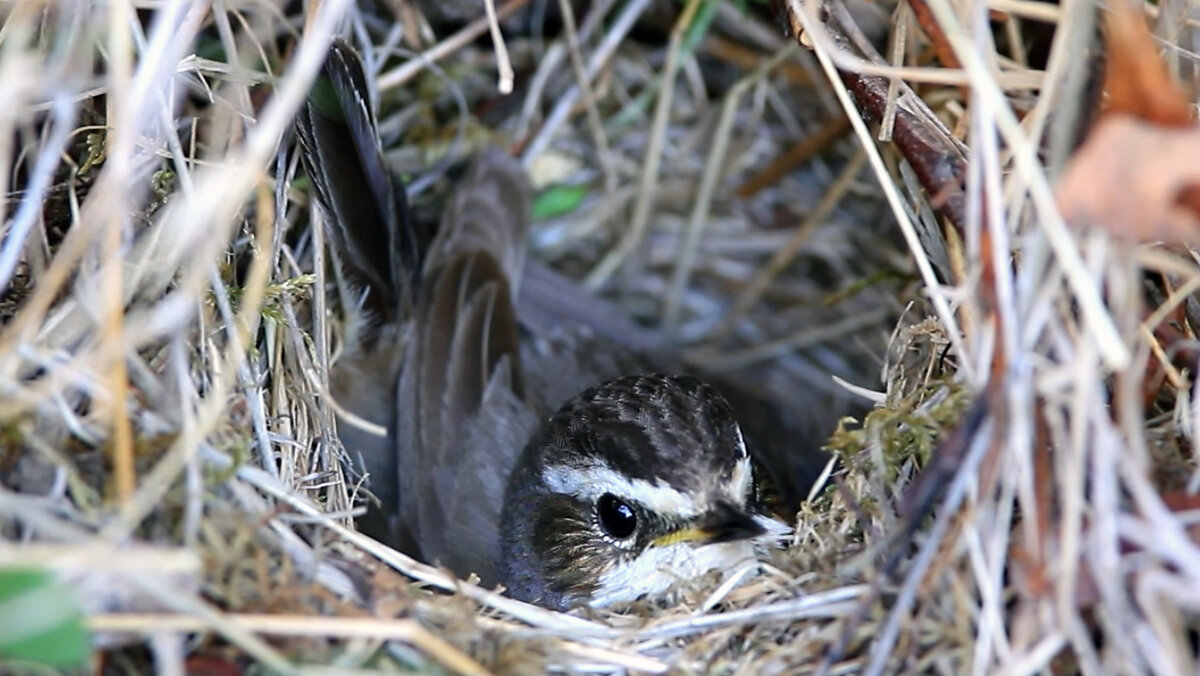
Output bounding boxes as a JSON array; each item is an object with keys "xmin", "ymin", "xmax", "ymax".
[
  {"xmin": 716, "ymin": 148, "xmax": 866, "ymax": 338},
  {"xmin": 585, "ymin": 0, "xmax": 704, "ymax": 289},
  {"xmin": 635, "ymin": 585, "xmax": 865, "ymax": 641},
  {"xmin": 102, "ymin": 0, "xmax": 139, "ymax": 504},
  {"xmin": 519, "ymin": 0, "xmax": 652, "ymax": 166},
  {"xmin": 663, "ymin": 44, "xmax": 800, "ymax": 329},
  {"xmin": 789, "ymin": 16, "xmax": 1045, "ymax": 89},
  {"xmin": 90, "ymin": 614, "xmax": 490, "ymax": 676},
  {"xmin": 377, "ymin": 0, "xmax": 530, "ymax": 91},
  {"xmin": 880, "ymin": 4, "xmax": 909, "ymax": 142},
  {"xmin": 735, "ymin": 115, "xmax": 850, "ymax": 198},
  {"xmin": 689, "ymin": 305, "xmax": 890, "ymax": 373},
  {"xmin": 785, "ymin": 0, "xmax": 975, "ymax": 383},
  {"xmin": 555, "ymin": 0, "xmax": 618, "ymax": 193},
  {"xmin": 482, "ymin": 0, "xmax": 515, "ymax": 94}
]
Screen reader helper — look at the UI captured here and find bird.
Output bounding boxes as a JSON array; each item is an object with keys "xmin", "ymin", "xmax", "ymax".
[
  {"xmin": 500, "ymin": 373, "xmax": 792, "ymax": 609},
  {"xmin": 295, "ymin": 39, "xmax": 828, "ymax": 610}
]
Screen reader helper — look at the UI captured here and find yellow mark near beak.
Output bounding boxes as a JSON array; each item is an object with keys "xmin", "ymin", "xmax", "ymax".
[{"xmin": 651, "ymin": 526, "xmax": 710, "ymax": 547}]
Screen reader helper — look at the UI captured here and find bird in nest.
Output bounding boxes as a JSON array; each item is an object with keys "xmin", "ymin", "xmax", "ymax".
[{"xmin": 294, "ymin": 39, "xmax": 832, "ymax": 611}]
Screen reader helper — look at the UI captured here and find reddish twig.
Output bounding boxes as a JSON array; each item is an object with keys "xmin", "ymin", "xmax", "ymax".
[
  {"xmin": 779, "ymin": 2, "xmax": 969, "ymax": 232},
  {"xmin": 735, "ymin": 115, "xmax": 850, "ymax": 198},
  {"xmin": 905, "ymin": 0, "xmax": 960, "ymax": 69}
]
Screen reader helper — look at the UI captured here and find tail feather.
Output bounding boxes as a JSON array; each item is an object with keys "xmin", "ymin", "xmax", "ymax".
[{"xmin": 295, "ymin": 39, "xmax": 419, "ymax": 319}]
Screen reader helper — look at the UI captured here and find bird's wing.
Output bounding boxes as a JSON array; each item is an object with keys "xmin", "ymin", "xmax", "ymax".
[{"xmin": 396, "ymin": 150, "xmax": 536, "ymax": 585}]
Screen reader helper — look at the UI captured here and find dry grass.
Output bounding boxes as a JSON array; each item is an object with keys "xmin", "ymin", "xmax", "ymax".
[{"xmin": 2, "ymin": 0, "xmax": 1198, "ymax": 674}]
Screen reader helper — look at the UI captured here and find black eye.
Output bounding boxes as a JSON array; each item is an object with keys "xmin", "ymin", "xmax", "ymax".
[{"xmin": 596, "ymin": 493, "xmax": 637, "ymax": 539}]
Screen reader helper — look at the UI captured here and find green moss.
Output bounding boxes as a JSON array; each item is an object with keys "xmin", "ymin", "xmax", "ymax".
[{"xmin": 827, "ymin": 381, "xmax": 972, "ymax": 481}]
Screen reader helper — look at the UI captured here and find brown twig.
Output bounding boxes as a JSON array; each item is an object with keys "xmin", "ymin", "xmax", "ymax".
[
  {"xmin": 703, "ymin": 36, "xmax": 814, "ymax": 87},
  {"xmin": 780, "ymin": 1, "xmax": 969, "ymax": 232},
  {"xmin": 905, "ymin": 0, "xmax": 961, "ymax": 69},
  {"xmin": 377, "ymin": 0, "xmax": 531, "ymax": 91},
  {"xmin": 735, "ymin": 115, "xmax": 850, "ymax": 199},
  {"xmin": 836, "ymin": 71, "xmax": 967, "ymax": 231},
  {"xmin": 91, "ymin": 613, "xmax": 491, "ymax": 676}
]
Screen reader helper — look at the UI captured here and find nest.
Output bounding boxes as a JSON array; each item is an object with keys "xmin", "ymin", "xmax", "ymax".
[{"xmin": 2, "ymin": 0, "xmax": 1198, "ymax": 673}]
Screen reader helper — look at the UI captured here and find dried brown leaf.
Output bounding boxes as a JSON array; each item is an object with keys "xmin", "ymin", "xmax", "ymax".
[
  {"xmin": 1103, "ymin": 2, "xmax": 1192, "ymax": 126},
  {"xmin": 1056, "ymin": 116, "xmax": 1200, "ymax": 243}
]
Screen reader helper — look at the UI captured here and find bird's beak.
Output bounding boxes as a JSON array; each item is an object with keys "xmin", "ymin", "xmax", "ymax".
[{"xmin": 651, "ymin": 502, "xmax": 766, "ymax": 547}]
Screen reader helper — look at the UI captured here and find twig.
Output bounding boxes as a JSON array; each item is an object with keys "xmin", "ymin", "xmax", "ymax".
[
  {"xmin": 585, "ymin": 0, "xmax": 704, "ymax": 289},
  {"xmin": 635, "ymin": 585, "xmax": 866, "ymax": 641},
  {"xmin": 704, "ymin": 36, "xmax": 814, "ymax": 87},
  {"xmin": 735, "ymin": 115, "xmax": 849, "ymax": 199},
  {"xmin": 90, "ymin": 614, "xmax": 491, "ymax": 676},
  {"xmin": 519, "ymin": 0, "xmax": 652, "ymax": 166},
  {"xmin": 0, "ymin": 94, "xmax": 74, "ymax": 292},
  {"xmin": 823, "ymin": 6, "xmax": 970, "ymax": 229},
  {"xmin": 907, "ymin": 0, "xmax": 962, "ymax": 69},
  {"xmin": 880, "ymin": 4, "xmax": 907, "ymax": 142},
  {"xmin": 785, "ymin": 6, "xmax": 1045, "ymax": 88},
  {"xmin": 716, "ymin": 148, "xmax": 866, "ymax": 338},
  {"xmin": 555, "ymin": 0, "xmax": 618, "ymax": 194},
  {"xmin": 688, "ymin": 304, "xmax": 890, "ymax": 373},
  {"xmin": 482, "ymin": 0, "xmax": 515, "ymax": 94},
  {"xmin": 664, "ymin": 44, "xmax": 800, "ymax": 329},
  {"xmin": 988, "ymin": 0, "xmax": 1061, "ymax": 23},
  {"xmin": 376, "ymin": 0, "xmax": 530, "ymax": 91},
  {"xmin": 515, "ymin": 0, "xmax": 617, "ymax": 141},
  {"xmin": 785, "ymin": 0, "xmax": 975, "ymax": 384}
]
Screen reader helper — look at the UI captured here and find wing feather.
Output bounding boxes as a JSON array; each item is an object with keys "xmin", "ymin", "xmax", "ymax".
[{"xmin": 396, "ymin": 151, "xmax": 533, "ymax": 584}]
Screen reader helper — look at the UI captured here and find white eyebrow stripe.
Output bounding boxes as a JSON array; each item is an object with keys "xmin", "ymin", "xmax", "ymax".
[
  {"xmin": 541, "ymin": 465, "xmax": 701, "ymax": 518},
  {"xmin": 730, "ymin": 455, "xmax": 752, "ymax": 504}
]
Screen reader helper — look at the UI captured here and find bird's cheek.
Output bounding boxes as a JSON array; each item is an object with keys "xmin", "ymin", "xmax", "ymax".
[{"xmin": 532, "ymin": 495, "xmax": 600, "ymax": 595}]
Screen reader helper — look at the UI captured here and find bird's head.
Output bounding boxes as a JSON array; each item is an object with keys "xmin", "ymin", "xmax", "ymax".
[{"xmin": 499, "ymin": 374, "xmax": 789, "ymax": 610}]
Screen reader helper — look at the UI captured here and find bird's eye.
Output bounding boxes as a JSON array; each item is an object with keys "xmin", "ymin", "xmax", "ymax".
[{"xmin": 596, "ymin": 493, "xmax": 637, "ymax": 539}]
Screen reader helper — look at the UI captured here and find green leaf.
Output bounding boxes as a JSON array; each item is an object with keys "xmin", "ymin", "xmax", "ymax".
[
  {"xmin": 0, "ymin": 568, "xmax": 90, "ymax": 669},
  {"xmin": 533, "ymin": 184, "xmax": 588, "ymax": 220}
]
